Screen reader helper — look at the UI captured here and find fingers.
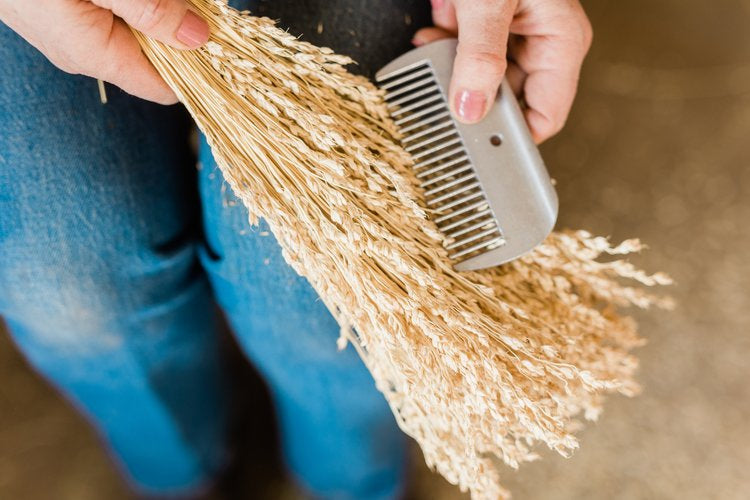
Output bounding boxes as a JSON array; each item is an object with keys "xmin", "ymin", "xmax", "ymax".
[
  {"xmin": 518, "ymin": 58, "xmax": 580, "ymax": 144},
  {"xmin": 448, "ymin": 0, "xmax": 516, "ymax": 124},
  {"xmin": 97, "ymin": 17, "xmax": 179, "ymax": 104},
  {"xmin": 2, "ymin": 0, "xmax": 180, "ymax": 104},
  {"xmin": 429, "ymin": 0, "xmax": 457, "ymax": 31},
  {"xmin": 505, "ymin": 61, "xmax": 526, "ymax": 97},
  {"xmin": 421, "ymin": 0, "xmax": 591, "ymax": 141},
  {"xmin": 413, "ymin": 0, "xmax": 456, "ymax": 48},
  {"xmin": 91, "ymin": 0, "xmax": 210, "ymax": 49},
  {"xmin": 67, "ymin": 2, "xmax": 178, "ymax": 103},
  {"xmin": 509, "ymin": 1, "xmax": 592, "ymax": 142},
  {"xmin": 412, "ymin": 26, "xmax": 452, "ymax": 47}
]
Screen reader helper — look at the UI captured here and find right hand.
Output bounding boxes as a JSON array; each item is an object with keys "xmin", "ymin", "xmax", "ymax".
[
  {"xmin": 0, "ymin": 0, "xmax": 211, "ymax": 104},
  {"xmin": 413, "ymin": 0, "xmax": 593, "ymax": 143}
]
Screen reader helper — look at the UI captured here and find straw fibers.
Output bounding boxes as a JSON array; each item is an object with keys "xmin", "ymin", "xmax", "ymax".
[{"xmin": 134, "ymin": 2, "xmax": 671, "ymax": 497}]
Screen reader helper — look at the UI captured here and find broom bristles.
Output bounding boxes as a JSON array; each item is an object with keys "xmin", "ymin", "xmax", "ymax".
[{"xmin": 134, "ymin": 2, "xmax": 671, "ymax": 498}]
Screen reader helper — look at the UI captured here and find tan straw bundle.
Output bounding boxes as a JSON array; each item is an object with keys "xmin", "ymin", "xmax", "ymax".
[{"xmin": 134, "ymin": 1, "xmax": 670, "ymax": 497}]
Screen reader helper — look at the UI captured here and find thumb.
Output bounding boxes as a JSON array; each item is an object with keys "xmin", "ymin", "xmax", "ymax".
[
  {"xmin": 92, "ymin": 0, "xmax": 210, "ymax": 49},
  {"xmin": 450, "ymin": 0, "xmax": 515, "ymax": 124}
]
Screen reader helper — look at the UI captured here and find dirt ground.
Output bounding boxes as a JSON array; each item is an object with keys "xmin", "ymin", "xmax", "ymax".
[{"xmin": 2, "ymin": 0, "xmax": 750, "ymax": 499}]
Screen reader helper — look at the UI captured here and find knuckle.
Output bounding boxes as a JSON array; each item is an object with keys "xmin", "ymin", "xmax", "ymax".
[
  {"xmin": 132, "ymin": 0, "xmax": 170, "ymax": 33},
  {"xmin": 97, "ymin": 51, "xmax": 127, "ymax": 83},
  {"xmin": 551, "ymin": 116, "xmax": 567, "ymax": 136},
  {"xmin": 48, "ymin": 54, "xmax": 78, "ymax": 75},
  {"xmin": 550, "ymin": 107, "xmax": 569, "ymax": 135},
  {"xmin": 536, "ymin": 111, "xmax": 566, "ymax": 141},
  {"xmin": 44, "ymin": 44, "xmax": 83, "ymax": 76},
  {"xmin": 458, "ymin": 44, "xmax": 507, "ymax": 76},
  {"xmin": 579, "ymin": 16, "xmax": 594, "ymax": 51},
  {"xmin": 565, "ymin": 2, "xmax": 593, "ymax": 53}
]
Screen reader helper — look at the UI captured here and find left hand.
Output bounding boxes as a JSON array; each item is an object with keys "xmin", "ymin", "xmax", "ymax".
[
  {"xmin": 413, "ymin": 0, "xmax": 593, "ymax": 143},
  {"xmin": 0, "ymin": 0, "xmax": 211, "ymax": 105}
]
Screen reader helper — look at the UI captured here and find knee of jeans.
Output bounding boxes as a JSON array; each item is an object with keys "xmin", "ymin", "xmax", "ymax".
[{"xmin": 1, "ymin": 236, "xmax": 202, "ymax": 353}]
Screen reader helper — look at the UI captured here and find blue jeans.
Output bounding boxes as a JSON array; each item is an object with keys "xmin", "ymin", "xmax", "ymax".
[{"xmin": 0, "ymin": 0, "xmax": 431, "ymax": 496}]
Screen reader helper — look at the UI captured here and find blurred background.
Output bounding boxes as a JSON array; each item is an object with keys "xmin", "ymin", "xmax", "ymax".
[{"xmin": 2, "ymin": 0, "xmax": 750, "ymax": 498}]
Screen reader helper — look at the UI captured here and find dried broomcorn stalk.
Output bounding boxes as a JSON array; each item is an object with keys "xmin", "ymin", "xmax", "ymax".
[{"xmin": 134, "ymin": 2, "xmax": 671, "ymax": 498}]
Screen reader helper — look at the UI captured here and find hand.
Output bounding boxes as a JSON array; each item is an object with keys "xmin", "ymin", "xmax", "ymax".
[
  {"xmin": 413, "ymin": 0, "xmax": 593, "ymax": 143},
  {"xmin": 0, "ymin": 0, "xmax": 211, "ymax": 104}
]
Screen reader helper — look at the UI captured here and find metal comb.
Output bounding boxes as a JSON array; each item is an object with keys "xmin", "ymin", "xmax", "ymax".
[{"xmin": 375, "ymin": 39, "xmax": 558, "ymax": 271}]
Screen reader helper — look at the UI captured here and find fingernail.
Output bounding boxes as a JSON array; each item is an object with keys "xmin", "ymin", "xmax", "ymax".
[
  {"xmin": 430, "ymin": 0, "xmax": 444, "ymax": 10},
  {"xmin": 411, "ymin": 36, "xmax": 425, "ymax": 47},
  {"xmin": 176, "ymin": 10, "xmax": 210, "ymax": 48},
  {"xmin": 455, "ymin": 89, "xmax": 487, "ymax": 123}
]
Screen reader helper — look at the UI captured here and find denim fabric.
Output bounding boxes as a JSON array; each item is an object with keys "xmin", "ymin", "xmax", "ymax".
[
  {"xmin": 0, "ymin": 0, "xmax": 430, "ymax": 498},
  {"xmin": 0, "ymin": 21, "xmax": 229, "ymax": 495}
]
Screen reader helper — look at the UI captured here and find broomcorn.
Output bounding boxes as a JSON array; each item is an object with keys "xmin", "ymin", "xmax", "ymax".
[{"xmin": 134, "ymin": 2, "xmax": 671, "ymax": 497}]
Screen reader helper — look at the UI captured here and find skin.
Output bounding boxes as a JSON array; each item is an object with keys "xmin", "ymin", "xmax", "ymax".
[
  {"xmin": 0, "ymin": 0, "xmax": 210, "ymax": 104},
  {"xmin": 0, "ymin": 0, "xmax": 591, "ymax": 142},
  {"xmin": 415, "ymin": 0, "xmax": 593, "ymax": 142}
]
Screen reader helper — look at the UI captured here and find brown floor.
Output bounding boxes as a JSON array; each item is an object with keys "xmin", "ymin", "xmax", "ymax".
[{"xmin": 3, "ymin": 0, "xmax": 750, "ymax": 499}]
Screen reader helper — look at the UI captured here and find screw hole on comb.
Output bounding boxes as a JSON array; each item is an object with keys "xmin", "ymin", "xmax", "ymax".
[{"xmin": 490, "ymin": 134, "xmax": 503, "ymax": 147}]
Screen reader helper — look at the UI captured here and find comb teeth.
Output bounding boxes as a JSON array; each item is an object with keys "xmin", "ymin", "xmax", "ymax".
[
  {"xmin": 376, "ymin": 61, "xmax": 505, "ymax": 264},
  {"xmin": 377, "ymin": 39, "xmax": 559, "ymax": 271}
]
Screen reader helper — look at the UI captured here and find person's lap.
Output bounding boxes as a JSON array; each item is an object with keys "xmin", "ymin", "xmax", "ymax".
[
  {"xmin": 0, "ymin": 16, "xmax": 233, "ymax": 493},
  {"xmin": 0, "ymin": 1, "xmax": 430, "ymax": 497}
]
